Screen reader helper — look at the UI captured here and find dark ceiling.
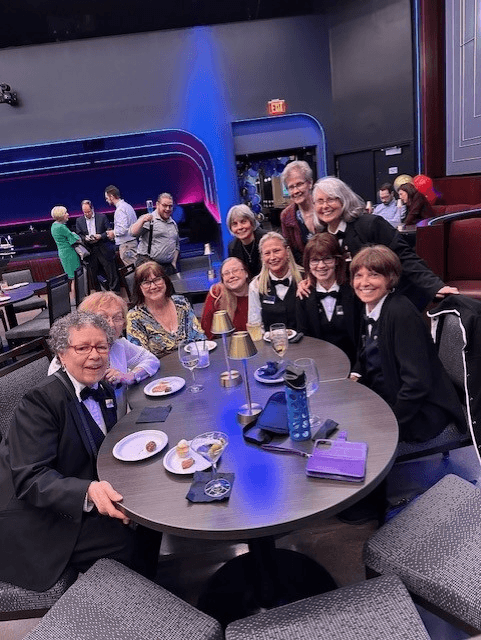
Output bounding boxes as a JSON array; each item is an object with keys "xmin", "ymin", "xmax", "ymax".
[{"xmin": 1, "ymin": 0, "xmax": 319, "ymax": 49}]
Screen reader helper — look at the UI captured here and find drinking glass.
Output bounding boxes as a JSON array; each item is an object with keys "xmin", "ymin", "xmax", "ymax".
[
  {"xmin": 294, "ymin": 357, "xmax": 320, "ymax": 429},
  {"xmin": 191, "ymin": 431, "xmax": 230, "ymax": 497},
  {"xmin": 178, "ymin": 341, "xmax": 203, "ymax": 393},
  {"xmin": 146, "ymin": 199, "xmax": 154, "ymax": 214},
  {"xmin": 269, "ymin": 323, "xmax": 288, "ymax": 363}
]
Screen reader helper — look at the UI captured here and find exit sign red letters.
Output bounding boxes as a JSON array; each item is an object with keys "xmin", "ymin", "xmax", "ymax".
[{"xmin": 268, "ymin": 99, "xmax": 287, "ymax": 116}]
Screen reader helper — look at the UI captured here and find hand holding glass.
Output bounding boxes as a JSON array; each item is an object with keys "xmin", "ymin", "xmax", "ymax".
[
  {"xmin": 178, "ymin": 341, "xmax": 204, "ymax": 393},
  {"xmin": 191, "ymin": 431, "xmax": 230, "ymax": 497}
]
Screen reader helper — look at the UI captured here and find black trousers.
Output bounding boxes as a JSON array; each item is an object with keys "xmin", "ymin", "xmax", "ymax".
[
  {"xmin": 89, "ymin": 246, "xmax": 120, "ymax": 292},
  {"xmin": 70, "ymin": 511, "xmax": 162, "ymax": 580}
]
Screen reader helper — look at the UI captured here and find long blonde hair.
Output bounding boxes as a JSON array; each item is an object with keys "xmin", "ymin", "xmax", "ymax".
[
  {"xmin": 257, "ymin": 232, "xmax": 303, "ymax": 295},
  {"xmin": 208, "ymin": 257, "xmax": 249, "ymax": 319}
]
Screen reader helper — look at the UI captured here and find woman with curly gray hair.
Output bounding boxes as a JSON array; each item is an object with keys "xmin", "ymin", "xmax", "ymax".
[
  {"xmin": 227, "ymin": 204, "xmax": 267, "ymax": 276},
  {"xmin": 303, "ymin": 176, "xmax": 458, "ymax": 310},
  {"xmin": 0, "ymin": 310, "xmax": 147, "ymax": 593}
]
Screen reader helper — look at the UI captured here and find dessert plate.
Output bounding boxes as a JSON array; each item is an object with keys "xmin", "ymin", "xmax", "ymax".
[
  {"xmin": 263, "ymin": 329, "xmax": 297, "ymax": 342},
  {"xmin": 113, "ymin": 430, "xmax": 168, "ymax": 461},
  {"xmin": 163, "ymin": 442, "xmax": 211, "ymax": 475},
  {"xmin": 144, "ymin": 377, "xmax": 185, "ymax": 397}
]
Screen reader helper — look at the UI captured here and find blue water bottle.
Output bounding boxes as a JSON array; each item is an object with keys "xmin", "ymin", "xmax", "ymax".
[{"xmin": 284, "ymin": 364, "xmax": 311, "ymax": 441}]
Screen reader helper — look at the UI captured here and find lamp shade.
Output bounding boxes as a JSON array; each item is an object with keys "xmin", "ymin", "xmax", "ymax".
[
  {"xmin": 211, "ymin": 310, "xmax": 234, "ymax": 335},
  {"xmin": 228, "ymin": 331, "xmax": 258, "ymax": 360},
  {"xmin": 204, "ymin": 243, "xmax": 212, "ymax": 256}
]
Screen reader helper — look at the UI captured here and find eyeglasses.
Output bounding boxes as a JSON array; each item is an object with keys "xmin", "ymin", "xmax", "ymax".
[
  {"xmin": 310, "ymin": 257, "xmax": 336, "ymax": 266},
  {"xmin": 99, "ymin": 313, "xmax": 124, "ymax": 324},
  {"xmin": 68, "ymin": 344, "xmax": 109, "ymax": 355},
  {"xmin": 222, "ymin": 267, "xmax": 245, "ymax": 278},
  {"xmin": 287, "ymin": 180, "xmax": 307, "ymax": 192},
  {"xmin": 140, "ymin": 277, "xmax": 164, "ymax": 289},
  {"xmin": 314, "ymin": 197, "xmax": 339, "ymax": 206},
  {"xmin": 158, "ymin": 203, "xmax": 173, "ymax": 209}
]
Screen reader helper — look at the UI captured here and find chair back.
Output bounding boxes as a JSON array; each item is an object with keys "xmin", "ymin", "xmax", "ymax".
[
  {"xmin": 3, "ymin": 269, "xmax": 34, "ymax": 285},
  {"xmin": 74, "ymin": 266, "xmax": 88, "ymax": 308},
  {"xmin": 0, "ymin": 338, "xmax": 51, "ymax": 440},
  {"xmin": 436, "ymin": 313, "xmax": 466, "ymax": 395},
  {"xmin": 119, "ymin": 264, "xmax": 135, "ymax": 301},
  {"xmin": 47, "ymin": 273, "xmax": 71, "ymax": 325}
]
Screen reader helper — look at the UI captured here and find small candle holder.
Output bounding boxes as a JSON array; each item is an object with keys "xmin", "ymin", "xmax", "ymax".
[
  {"xmin": 204, "ymin": 243, "xmax": 215, "ymax": 280},
  {"xmin": 228, "ymin": 331, "xmax": 262, "ymax": 425},
  {"xmin": 211, "ymin": 311, "xmax": 242, "ymax": 388}
]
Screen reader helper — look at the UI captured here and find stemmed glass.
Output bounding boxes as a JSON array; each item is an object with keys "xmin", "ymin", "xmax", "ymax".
[
  {"xmin": 191, "ymin": 431, "xmax": 230, "ymax": 497},
  {"xmin": 269, "ymin": 323, "xmax": 288, "ymax": 364},
  {"xmin": 294, "ymin": 357, "xmax": 320, "ymax": 429},
  {"xmin": 178, "ymin": 341, "xmax": 204, "ymax": 393}
]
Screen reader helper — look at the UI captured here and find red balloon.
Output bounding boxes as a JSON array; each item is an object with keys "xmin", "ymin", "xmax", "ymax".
[{"xmin": 413, "ymin": 174, "xmax": 433, "ymax": 195}]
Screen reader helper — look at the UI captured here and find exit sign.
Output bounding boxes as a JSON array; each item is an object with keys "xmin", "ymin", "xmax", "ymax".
[{"xmin": 268, "ymin": 99, "xmax": 287, "ymax": 116}]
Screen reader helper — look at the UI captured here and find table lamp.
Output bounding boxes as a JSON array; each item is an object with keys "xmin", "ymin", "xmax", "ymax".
[
  {"xmin": 228, "ymin": 331, "xmax": 262, "ymax": 425},
  {"xmin": 204, "ymin": 243, "xmax": 215, "ymax": 280},
  {"xmin": 211, "ymin": 310, "xmax": 242, "ymax": 388}
]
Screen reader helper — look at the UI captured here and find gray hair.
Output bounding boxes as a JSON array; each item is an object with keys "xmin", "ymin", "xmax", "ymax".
[
  {"xmin": 157, "ymin": 193, "xmax": 173, "ymax": 202},
  {"xmin": 48, "ymin": 311, "xmax": 115, "ymax": 355},
  {"xmin": 312, "ymin": 176, "xmax": 365, "ymax": 223},
  {"xmin": 281, "ymin": 160, "xmax": 313, "ymax": 187},
  {"xmin": 226, "ymin": 204, "xmax": 259, "ymax": 234}
]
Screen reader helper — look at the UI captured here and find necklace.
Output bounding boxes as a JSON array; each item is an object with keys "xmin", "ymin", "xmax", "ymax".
[{"xmin": 241, "ymin": 240, "xmax": 255, "ymax": 263}]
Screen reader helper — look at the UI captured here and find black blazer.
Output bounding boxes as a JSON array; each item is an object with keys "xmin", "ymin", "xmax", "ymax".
[
  {"xmin": 355, "ymin": 293, "xmax": 466, "ymax": 442},
  {"xmin": 342, "ymin": 214, "xmax": 445, "ymax": 310},
  {"xmin": 296, "ymin": 283, "xmax": 362, "ymax": 365},
  {"xmin": 76, "ymin": 213, "xmax": 115, "ymax": 257},
  {"xmin": 0, "ymin": 371, "xmax": 115, "ymax": 591}
]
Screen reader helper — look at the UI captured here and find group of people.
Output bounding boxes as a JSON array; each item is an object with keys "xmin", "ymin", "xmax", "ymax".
[
  {"xmin": 372, "ymin": 181, "xmax": 435, "ymax": 228},
  {"xmin": 50, "ymin": 187, "xmax": 180, "ymax": 296},
  {"xmin": 216, "ymin": 165, "xmax": 462, "ymax": 447},
  {"xmin": 0, "ymin": 165, "xmax": 465, "ymax": 593}
]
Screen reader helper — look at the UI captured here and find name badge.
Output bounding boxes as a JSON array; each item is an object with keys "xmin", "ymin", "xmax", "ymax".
[
  {"xmin": 263, "ymin": 295, "xmax": 276, "ymax": 305},
  {"xmin": 105, "ymin": 398, "xmax": 115, "ymax": 409},
  {"xmin": 335, "ymin": 305, "xmax": 344, "ymax": 316}
]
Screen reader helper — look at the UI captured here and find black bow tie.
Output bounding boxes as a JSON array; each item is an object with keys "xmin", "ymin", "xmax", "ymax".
[
  {"xmin": 334, "ymin": 230, "xmax": 346, "ymax": 240},
  {"xmin": 272, "ymin": 278, "xmax": 290, "ymax": 288},
  {"xmin": 364, "ymin": 317, "xmax": 378, "ymax": 334},
  {"xmin": 316, "ymin": 290, "xmax": 339, "ymax": 301},
  {"xmin": 80, "ymin": 386, "xmax": 105, "ymax": 402}
]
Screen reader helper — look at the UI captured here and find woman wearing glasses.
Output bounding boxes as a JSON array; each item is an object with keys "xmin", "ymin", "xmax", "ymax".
[
  {"xmin": 48, "ymin": 291, "xmax": 159, "ymax": 417},
  {"xmin": 301, "ymin": 176, "xmax": 458, "ymax": 311},
  {"xmin": 201, "ymin": 257, "xmax": 250, "ymax": 339},
  {"xmin": 296, "ymin": 234, "xmax": 362, "ymax": 365},
  {"xmin": 127, "ymin": 261, "xmax": 205, "ymax": 359},
  {"xmin": 0, "ymin": 312, "xmax": 144, "ymax": 592},
  {"xmin": 280, "ymin": 161, "xmax": 320, "ymax": 265}
]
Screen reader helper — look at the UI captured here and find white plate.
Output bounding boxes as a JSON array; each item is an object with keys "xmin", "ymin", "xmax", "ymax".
[
  {"xmin": 4, "ymin": 282, "xmax": 29, "ymax": 290},
  {"xmin": 163, "ymin": 442, "xmax": 211, "ymax": 475},
  {"xmin": 263, "ymin": 329, "xmax": 297, "ymax": 343},
  {"xmin": 254, "ymin": 366, "xmax": 284, "ymax": 384},
  {"xmin": 113, "ymin": 430, "xmax": 168, "ymax": 461},
  {"xmin": 0, "ymin": 295, "xmax": 11, "ymax": 302},
  {"xmin": 144, "ymin": 376, "xmax": 185, "ymax": 397},
  {"xmin": 184, "ymin": 340, "xmax": 217, "ymax": 353}
]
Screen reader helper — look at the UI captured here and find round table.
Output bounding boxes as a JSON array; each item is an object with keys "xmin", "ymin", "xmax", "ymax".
[
  {"xmin": 0, "ymin": 282, "xmax": 46, "ymax": 327},
  {"xmin": 97, "ymin": 338, "xmax": 398, "ymax": 624}
]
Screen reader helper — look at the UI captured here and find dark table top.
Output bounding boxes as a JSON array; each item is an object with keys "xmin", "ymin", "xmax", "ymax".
[
  {"xmin": 0, "ymin": 281, "xmax": 46, "ymax": 306},
  {"xmin": 170, "ymin": 269, "xmax": 214, "ymax": 297},
  {"xmin": 97, "ymin": 339, "xmax": 398, "ymax": 540}
]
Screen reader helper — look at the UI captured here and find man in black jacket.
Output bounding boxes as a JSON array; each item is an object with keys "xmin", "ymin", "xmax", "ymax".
[{"xmin": 76, "ymin": 200, "xmax": 119, "ymax": 292}]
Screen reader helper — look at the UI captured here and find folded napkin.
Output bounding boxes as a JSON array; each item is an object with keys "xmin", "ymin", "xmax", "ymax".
[
  {"xmin": 257, "ymin": 361, "xmax": 286, "ymax": 380},
  {"xmin": 186, "ymin": 471, "xmax": 235, "ymax": 502},
  {"xmin": 135, "ymin": 405, "xmax": 172, "ymax": 424}
]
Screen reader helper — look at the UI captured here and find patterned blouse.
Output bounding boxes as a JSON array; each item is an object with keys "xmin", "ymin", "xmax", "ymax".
[{"xmin": 126, "ymin": 295, "xmax": 205, "ymax": 359}]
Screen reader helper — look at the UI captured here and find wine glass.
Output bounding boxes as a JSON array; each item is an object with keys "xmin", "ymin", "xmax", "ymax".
[
  {"xmin": 178, "ymin": 341, "xmax": 204, "ymax": 393},
  {"xmin": 269, "ymin": 323, "xmax": 288, "ymax": 363},
  {"xmin": 191, "ymin": 431, "xmax": 230, "ymax": 497},
  {"xmin": 294, "ymin": 357, "xmax": 320, "ymax": 429}
]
